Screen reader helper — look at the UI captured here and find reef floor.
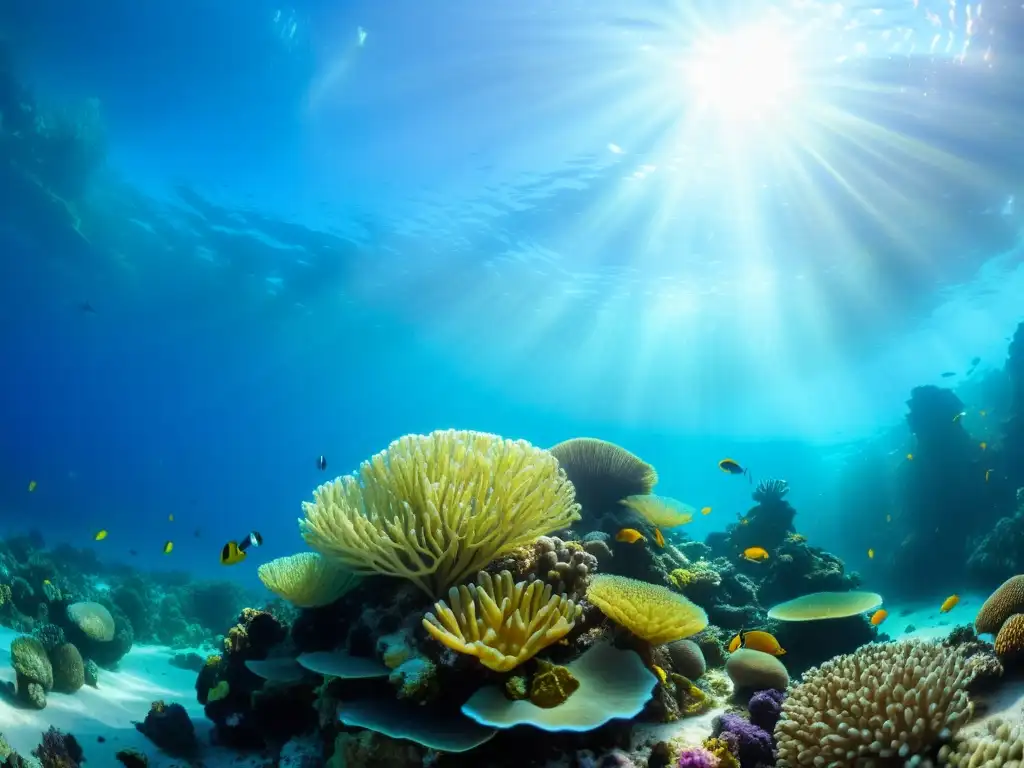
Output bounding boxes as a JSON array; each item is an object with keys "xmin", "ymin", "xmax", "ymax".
[{"xmin": 0, "ymin": 626, "xmax": 260, "ymax": 767}]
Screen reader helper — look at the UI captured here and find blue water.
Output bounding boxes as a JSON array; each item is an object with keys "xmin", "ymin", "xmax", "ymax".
[{"xmin": 1, "ymin": 0, "xmax": 1022, "ymax": 589}]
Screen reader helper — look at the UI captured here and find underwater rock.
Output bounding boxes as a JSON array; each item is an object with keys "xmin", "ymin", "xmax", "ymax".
[
  {"xmin": 725, "ymin": 648, "xmax": 789, "ymax": 691},
  {"xmin": 32, "ymin": 727, "xmax": 83, "ymax": 768},
  {"xmin": 134, "ymin": 701, "xmax": 197, "ymax": 758},
  {"xmin": 967, "ymin": 504, "xmax": 1024, "ymax": 584}
]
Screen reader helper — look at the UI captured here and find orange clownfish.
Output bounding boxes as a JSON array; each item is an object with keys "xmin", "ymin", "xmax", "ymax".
[
  {"xmin": 616, "ymin": 528, "xmax": 646, "ymax": 544},
  {"xmin": 728, "ymin": 629, "xmax": 785, "ymax": 656}
]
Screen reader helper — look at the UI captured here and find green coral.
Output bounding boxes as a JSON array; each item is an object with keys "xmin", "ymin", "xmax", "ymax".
[
  {"xmin": 11, "ymin": 635, "xmax": 52, "ymax": 708},
  {"xmin": 388, "ymin": 657, "xmax": 437, "ymax": 701},
  {"xmin": 528, "ymin": 659, "xmax": 580, "ymax": 709},
  {"xmin": 505, "ymin": 676, "xmax": 528, "ymax": 700},
  {"xmin": 51, "ymin": 643, "xmax": 85, "ymax": 693},
  {"xmin": 668, "ymin": 560, "xmax": 722, "ymax": 591},
  {"xmin": 207, "ymin": 680, "xmax": 230, "ymax": 702}
]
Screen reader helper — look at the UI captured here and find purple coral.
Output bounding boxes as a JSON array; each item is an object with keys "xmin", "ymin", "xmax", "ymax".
[
  {"xmin": 714, "ymin": 713, "xmax": 774, "ymax": 768},
  {"xmin": 678, "ymin": 746, "xmax": 718, "ymax": 768},
  {"xmin": 748, "ymin": 688, "xmax": 785, "ymax": 732}
]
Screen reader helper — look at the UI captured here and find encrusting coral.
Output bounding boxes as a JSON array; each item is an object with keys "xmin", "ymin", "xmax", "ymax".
[
  {"xmin": 586, "ymin": 574, "xmax": 708, "ymax": 645},
  {"xmin": 299, "ymin": 429, "xmax": 581, "ymax": 597},
  {"xmin": 775, "ymin": 640, "xmax": 975, "ymax": 766},
  {"xmin": 421, "ymin": 570, "xmax": 580, "ymax": 672},
  {"xmin": 257, "ymin": 552, "xmax": 361, "ymax": 608}
]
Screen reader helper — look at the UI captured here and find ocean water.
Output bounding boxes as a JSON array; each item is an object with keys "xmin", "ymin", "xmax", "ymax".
[{"xmin": 2, "ymin": 0, "xmax": 1024, "ymax": 764}]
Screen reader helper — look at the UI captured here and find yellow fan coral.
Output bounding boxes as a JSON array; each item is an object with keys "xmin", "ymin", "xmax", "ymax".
[
  {"xmin": 257, "ymin": 552, "xmax": 361, "ymax": 608},
  {"xmin": 621, "ymin": 494, "xmax": 695, "ymax": 528},
  {"xmin": 300, "ymin": 430, "xmax": 581, "ymax": 597},
  {"xmin": 586, "ymin": 574, "xmax": 708, "ymax": 645},
  {"xmin": 422, "ymin": 570, "xmax": 581, "ymax": 672}
]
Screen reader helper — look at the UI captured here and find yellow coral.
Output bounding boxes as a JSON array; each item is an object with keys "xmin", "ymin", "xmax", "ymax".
[
  {"xmin": 422, "ymin": 570, "xmax": 581, "ymax": 672},
  {"xmin": 300, "ymin": 430, "xmax": 581, "ymax": 597},
  {"xmin": 670, "ymin": 674, "xmax": 712, "ymax": 717},
  {"xmin": 204, "ymin": 654, "xmax": 222, "ymax": 667},
  {"xmin": 704, "ymin": 737, "xmax": 740, "ymax": 768},
  {"xmin": 587, "ymin": 574, "xmax": 708, "ymax": 645},
  {"xmin": 257, "ymin": 552, "xmax": 361, "ymax": 608},
  {"xmin": 528, "ymin": 659, "xmax": 579, "ymax": 708}
]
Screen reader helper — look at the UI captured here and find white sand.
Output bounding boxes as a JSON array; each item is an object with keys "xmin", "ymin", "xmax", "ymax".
[
  {"xmin": 0, "ymin": 626, "xmax": 263, "ymax": 767},
  {"xmin": 878, "ymin": 592, "xmax": 987, "ymax": 643}
]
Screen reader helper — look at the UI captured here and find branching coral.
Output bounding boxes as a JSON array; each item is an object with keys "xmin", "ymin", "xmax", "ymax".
[
  {"xmin": 300, "ymin": 429, "xmax": 581, "ymax": 597},
  {"xmin": 775, "ymin": 640, "xmax": 975, "ymax": 766},
  {"xmin": 422, "ymin": 570, "xmax": 581, "ymax": 672}
]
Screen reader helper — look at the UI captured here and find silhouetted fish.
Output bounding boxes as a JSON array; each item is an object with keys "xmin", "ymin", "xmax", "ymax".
[{"xmin": 79, "ymin": 301, "xmax": 97, "ymax": 313}]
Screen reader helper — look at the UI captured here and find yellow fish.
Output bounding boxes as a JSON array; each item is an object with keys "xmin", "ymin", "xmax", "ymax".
[
  {"xmin": 980, "ymin": 442, "xmax": 987, "ymax": 451},
  {"xmin": 939, "ymin": 594, "xmax": 959, "ymax": 613},
  {"xmin": 741, "ymin": 546, "xmax": 769, "ymax": 562},
  {"xmin": 906, "ymin": 453, "xmax": 914, "ymax": 461},
  {"xmin": 728, "ymin": 630, "xmax": 785, "ymax": 656},
  {"xmin": 867, "ymin": 548, "xmax": 874, "ymax": 559},
  {"xmin": 94, "ymin": 530, "xmax": 108, "ymax": 541},
  {"xmin": 701, "ymin": 506, "xmax": 712, "ymax": 516},
  {"xmin": 985, "ymin": 469, "xmax": 992, "ymax": 483},
  {"xmin": 652, "ymin": 664, "xmax": 668, "ymax": 684},
  {"xmin": 653, "ymin": 528, "xmax": 665, "ymax": 548},
  {"xmin": 27, "ymin": 480, "xmax": 36, "ymax": 492},
  {"xmin": 886, "ymin": 514, "xmax": 892, "ymax": 523},
  {"xmin": 168, "ymin": 514, "xmax": 174, "ymax": 522},
  {"xmin": 163, "ymin": 541, "xmax": 174, "ymax": 555},
  {"xmin": 870, "ymin": 609, "xmax": 888, "ymax": 626},
  {"xmin": 616, "ymin": 528, "xmax": 646, "ymax": 544},
  {"xmin": 43, "ymin": 579, "xmax": 51, "ymax": 586}
]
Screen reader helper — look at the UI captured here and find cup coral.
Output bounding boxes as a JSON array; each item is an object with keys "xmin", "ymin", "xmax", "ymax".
[{"xmin": 300, "ymin": 429, "xmax": 581, "ymax": 597}]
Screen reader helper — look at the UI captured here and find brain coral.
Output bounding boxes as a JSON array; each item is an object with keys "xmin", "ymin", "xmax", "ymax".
[
  {"xmin": 995, "ymin": 613, "xmax": 1024, "ymax": 660},
  {"xmin": 66, "ymin": 601, "xmax": 115, "ymax": 642},
  {"xmin": 775, "ymin": 640, "xmax": 975, "ymax": 767},
  {"xmin": 725, "ymin": 648, "xmax": 789, "ymax": 691},
  {"xmin": 51, "ymin": 643, "xmax": 85, "ymax": 693},
  {"xmin": 586, "ymin": 574, "xmax": 707, "ymax": 645},
  {"xmin": 300, "ymin": 429, "xmax": 581, "ymax": 597},
  {"xmin": 976, "ymin": 575, "xmax": 1024, "ymax": 635}
]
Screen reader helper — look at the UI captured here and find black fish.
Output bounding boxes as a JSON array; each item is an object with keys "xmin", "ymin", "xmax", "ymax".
[
  {"xmin": 317, "ymin": 455, "xmax": 328, "ymax": 471},
  {"xmin": 79, "ymin": 301, "xmax": 97, "ymax": 314},
  {"xmin": 940, "ymin": 371, "xmax": 956, "ymax": 378}
]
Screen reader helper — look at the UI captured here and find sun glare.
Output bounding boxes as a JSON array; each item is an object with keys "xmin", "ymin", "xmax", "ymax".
[{"xmin": 685, "ymin": 22, "xmax": 802, "ymax": 122}]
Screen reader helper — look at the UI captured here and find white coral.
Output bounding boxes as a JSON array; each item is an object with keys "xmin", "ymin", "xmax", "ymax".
[{"xmin": 775, "ymin": 640, "xmax": 974, "ymax": 767}]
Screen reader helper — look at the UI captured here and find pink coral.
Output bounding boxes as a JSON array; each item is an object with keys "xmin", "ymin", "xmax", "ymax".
[{"xmin": 678, "ymin": 746, "xmax": 718, "ymax": 768}]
